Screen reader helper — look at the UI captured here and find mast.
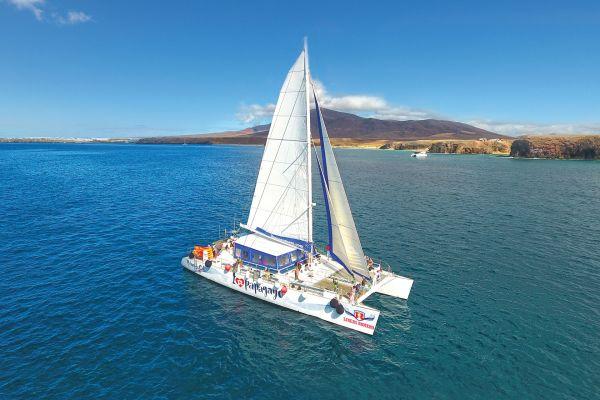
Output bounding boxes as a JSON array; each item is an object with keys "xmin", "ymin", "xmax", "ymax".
[{"xmin": 304, "ymin": 37, "xmax": 313, "ymax": 246}]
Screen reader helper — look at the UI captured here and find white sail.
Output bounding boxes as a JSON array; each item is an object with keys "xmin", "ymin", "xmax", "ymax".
[
  {"xmin": 314, "ymin": 94, "xmax": 370, "ymax": 278},
  {"xmin": 246, "ymin": 49, "xmax": 312, "ymax": 245}
]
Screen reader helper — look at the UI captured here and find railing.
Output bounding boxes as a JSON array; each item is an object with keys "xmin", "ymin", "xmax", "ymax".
[{"xmin": 290, "ymin": 280, "xmax": 327, "ymax": 297}]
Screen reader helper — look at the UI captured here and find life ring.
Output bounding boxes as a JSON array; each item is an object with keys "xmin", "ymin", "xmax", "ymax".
[{"xmin": 224, "ymin": 264, "xmax": 232, "ymax": 272}]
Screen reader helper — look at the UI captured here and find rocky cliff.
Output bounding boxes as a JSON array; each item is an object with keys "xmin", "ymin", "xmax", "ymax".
[
  {"xmin": 510, "ymin": 136, "xmax": 600, "ymax": 159},
  {"xmin": 428, "ymin": 140, "xmax": 510, "ymax": 155}
]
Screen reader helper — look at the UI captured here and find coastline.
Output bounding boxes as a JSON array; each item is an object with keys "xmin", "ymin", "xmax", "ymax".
[{"xmin": 3, "ymin": 136, "xmax": 600, "ymax": 159}]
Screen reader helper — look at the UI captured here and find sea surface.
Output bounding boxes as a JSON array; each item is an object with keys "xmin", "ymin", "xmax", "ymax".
[{"xmin": 1, "ymin": 143, "xmax": 599, "ymax": 399}]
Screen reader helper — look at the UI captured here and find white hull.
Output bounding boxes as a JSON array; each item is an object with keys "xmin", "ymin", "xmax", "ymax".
[{"xmin": 182, "ymin": 255, "xmax": 412, "ymax": 335}]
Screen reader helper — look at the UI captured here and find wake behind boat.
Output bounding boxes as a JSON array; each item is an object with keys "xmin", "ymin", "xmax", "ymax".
[{"xmin": 181, "ymin": 40, "xmax": 413, "ymax": 335}]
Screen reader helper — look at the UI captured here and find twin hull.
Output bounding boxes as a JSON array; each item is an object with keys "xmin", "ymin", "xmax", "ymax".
[{"xmin": 181, "ymin": 257, "xmax": 380, "ymax": 335}]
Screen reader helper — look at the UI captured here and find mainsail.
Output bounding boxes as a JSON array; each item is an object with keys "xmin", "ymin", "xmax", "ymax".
[
  {"xmin": 245, "ymin": 41, "xmax": 368, "ymax": 277},
  {"xmin": 314, "ymin": 93, "xmax": 370, "ymax": 278},
  {"xmin": 246, "ymin": 46, "xmax": 312, "ymax": 247}
]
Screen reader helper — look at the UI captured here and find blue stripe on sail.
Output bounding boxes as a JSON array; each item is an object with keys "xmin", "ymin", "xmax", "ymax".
[
  {"xmin": 352, "ymin": 268, "xmax": 371, "ymax": 281},
  {"xmin": 329, "ymin": 252, "xmax": 350, "ymax": 275},
  {"xmin": 314, "ymin": 95, "xmax": 356, "ymax": 279},
  {"xmin": 255, "ymin": 227, "xmax": 313, "ymax": 252},
  {"xmin": 314, "ymin": 95, "xmax": 333, "ymax": 251}
]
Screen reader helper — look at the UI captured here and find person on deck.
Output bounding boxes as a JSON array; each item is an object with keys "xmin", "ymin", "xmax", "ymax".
[
  {"xmin": 305, "ymin": 259, "xmax": 312, "ymax": 271},
  {"xmin": 354, "ymin": 282, "xmax": 362, "ymax": 296},
  {"xmin": 294, "ymin": 262, "xmax": 301, "ymax": 281}
]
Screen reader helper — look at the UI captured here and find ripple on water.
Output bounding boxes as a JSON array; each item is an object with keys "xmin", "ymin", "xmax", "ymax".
[{"xmin": 0, "ymin": 144, "xmax": 599, "ymax": 399}]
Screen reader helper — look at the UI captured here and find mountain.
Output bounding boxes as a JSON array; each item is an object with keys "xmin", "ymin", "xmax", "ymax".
[{"xmin": 136, "ymin": 108, "xmax": 506, "ymax": 145}]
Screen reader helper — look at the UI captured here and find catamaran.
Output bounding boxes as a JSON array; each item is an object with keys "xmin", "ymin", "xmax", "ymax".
[{"xmin": 181, "ymin": 40, "xmax": 413, "ymax": 335}]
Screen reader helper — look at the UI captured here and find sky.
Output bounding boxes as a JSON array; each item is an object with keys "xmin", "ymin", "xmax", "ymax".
[{"xmin": 1, "ymin": 0, "xmax": 599, "ymax": 137}]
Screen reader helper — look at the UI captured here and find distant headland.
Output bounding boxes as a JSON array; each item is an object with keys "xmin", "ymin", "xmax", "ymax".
[
  {"xmin": 2, "ymin": 108, "xmax": 599, "ymax": 159},
  {"xmin": 509, "ymin": 136, "xmax": 600, "ymax": 159}
]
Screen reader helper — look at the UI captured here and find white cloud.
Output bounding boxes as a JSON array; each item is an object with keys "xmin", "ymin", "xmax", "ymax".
[
  {"xmin": 6, "ymin": 0, "xmax": 44, "ymax": 20},
  {"xmin": 239, "ymin": 79, "xmax": 437, "ymax": 125},
  {"xmin": 4, "ymin": 0, "xmax": 91, "ymax": 24},
  {"xmin": 311, "ymin": 79, "xmax": 388, "ymax": 112},
  {"xmin": 238, "ymin": 80, "xmax": 599, "ymax": 136},
  {"xmin": 467, "ymin": 120, "xmax": 600, "ymax": 136},
  {"xmin": 236, "ymin": 103, "xmax": 276, "ymax": 124},
  {"xmin": 54, "ymin": 10, "xmax": 92, "ymax": 25},
  {"xmin": 372, "ymin": 107, "xmax": 437, "ymax": 121}
]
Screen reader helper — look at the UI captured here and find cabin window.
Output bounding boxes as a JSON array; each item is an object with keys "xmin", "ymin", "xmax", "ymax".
[
  {"xmin": 242, "ymin": 249, "xmax": 249, "ymax": 260},
  {"xmin": 291, "ymin": 251, "xmax": 298, "ymax": 262},
  {"xmin": 235, "ymin": 248, "xmax": 241, "ymax": 258},
  {"xmin": 264, "ymin": 255, "xmax": 276, "ymax": 267},
  {"xmin": 252, "ymin": 252, "xmax": 261, "ymax": 264},
  {"xmin": 277, "ymin": 254, "xmax": 288, "ymax": 266}
]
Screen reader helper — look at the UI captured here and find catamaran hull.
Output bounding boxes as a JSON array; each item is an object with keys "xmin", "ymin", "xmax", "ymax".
[{"xmin": 181, "ymin": 257, "xmax": 381, "ymax": 335}]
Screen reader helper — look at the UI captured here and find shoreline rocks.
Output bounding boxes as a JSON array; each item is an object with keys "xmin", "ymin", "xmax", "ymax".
[
  {"xmin": 510, "ymin": 136, "xmax": 600, "ymax": 159},
  {"xmin": 428, "ymin": 140, "xmax": 509, "ymax": 155}
]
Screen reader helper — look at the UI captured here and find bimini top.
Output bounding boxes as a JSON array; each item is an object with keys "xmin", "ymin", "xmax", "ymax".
[{"xmin": 235, "ymin": 234, "xmax": 298, "ymax": 257}]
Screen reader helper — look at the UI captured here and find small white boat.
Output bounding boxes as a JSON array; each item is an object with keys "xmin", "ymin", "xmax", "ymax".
[
  {"xmin": 182, "ymin": 40, "xmax": 413, "ymax": 335},
  {"xmin": 411, "ymin": 150, "xmax": 428, "ymax": 158}
]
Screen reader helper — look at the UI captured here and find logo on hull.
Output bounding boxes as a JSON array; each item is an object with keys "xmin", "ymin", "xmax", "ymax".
[
  {"xmin": 354, "ymin": 310, "xmax": 365, "ymax": 321},
  {"xmin": 342, "ymin": 306, "xmax": 377, "ymax": 331},
  {"xmin": 232, "ymin": 274, "xmax": 286, "ymax": 300}
]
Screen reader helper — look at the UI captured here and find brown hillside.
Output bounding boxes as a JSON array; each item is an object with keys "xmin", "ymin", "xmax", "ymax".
[{"xmin": 136, "ymin": 108, "xmax": 506, "ymax": 144}]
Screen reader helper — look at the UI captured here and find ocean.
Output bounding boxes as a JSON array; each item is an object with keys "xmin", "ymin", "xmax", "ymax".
[{"xmin": 1, "ymin": 143, "xmax": 599, "ymax": 399}]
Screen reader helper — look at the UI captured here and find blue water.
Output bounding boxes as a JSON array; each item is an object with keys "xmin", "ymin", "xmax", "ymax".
[{"xmin": 1, "ymin": 143, "xmax": 599, "ymax": 399}]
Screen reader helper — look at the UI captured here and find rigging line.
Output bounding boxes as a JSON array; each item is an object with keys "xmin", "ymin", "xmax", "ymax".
[
  {"xmin": 247, "ymin": 58, "xmax": 306, "ymax": 228},
  {"xmin": 253, "ymin": 114, "xmax": 310, "ymax": 234},
  {"xmin": 259, "ymin": 151, "xmax": 307, "ymax": 233},
  {"xmin": 280, "ymin": 207, "xmax": 309, "ymax": 234},
  {"xmin": 283, "ymin": 146, "xmax": 307, "ymax": 174},
  {"xmin": 265, "ymin": 137, "xmax": 309, "ymax": 143},
  {"xmin": 248, "ymin": 66, "xmax": 306, "ymax": 227},
  {"xmin": 252, "ymin": 180, "xmax": 309, "ymax": 191},
  {"xmin": 304, "ymin": 42, "xmax": 313, "ymax": 246},
  {"xmin": 246, "ymin": 88, "xmax": 295, "ymax": 229},
  {"xmin": 312, "ymin": 140, "xmax": 336, "ymax": 223},
  {"xmin": 313, "ymin": 136, "xmax": 360, "ymax": 258}
]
